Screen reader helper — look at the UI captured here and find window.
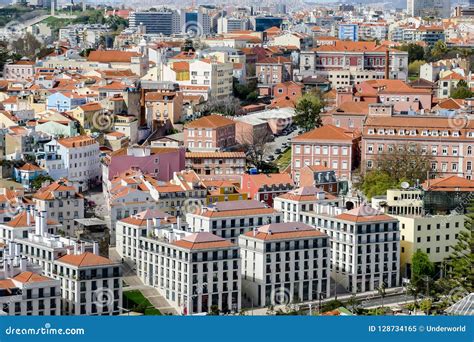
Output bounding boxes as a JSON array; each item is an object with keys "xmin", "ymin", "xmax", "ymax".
[{"xmin": 295, "ymin": 145, "xmax": 301, "ymax": 154}]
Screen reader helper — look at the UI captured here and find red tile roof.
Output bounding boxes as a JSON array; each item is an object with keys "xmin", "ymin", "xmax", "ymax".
[{"xmin": 57, "ymin": 252, "xmax": 115, "ymax": 267}]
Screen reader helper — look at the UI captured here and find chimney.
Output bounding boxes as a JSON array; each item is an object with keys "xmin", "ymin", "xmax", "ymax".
[
  {"xmin": 176, "ymin": 216, "xmax": 181, "ymax": 230},
  {"xmin": 385, "ymin": 49, "xmax": 389, "ymax": 80},
  {"xmin": 20, "ymin": 257, "xmax": 27, "ymax": 272},
  {"xmin": 26, "ymin": 211, "xmax": 31, "ymax": 226},
  {"xmin": 93, "ymin": 242, "xmax": 99, "ymax": 255},
  {"xmin": 253, "ymin": 228, "xmax": 258, "ymax": 237},
  {"xmin": 3, "ymin": 258, "xmax": 9, "ymax": 278},
  {"xmin": 146, "ymin": 218, "xmax": 153, "ymax": 236},
  {"xmin": 40, "ymin": 211, "xmax": 47, "ymax": 236},
  {"xmin": 35, "ymin": 209, "xmax": 41, "ymax": 236},
  {"xmin": 74, "ymin": 242, "xmax": 78, "ymax": 255}
]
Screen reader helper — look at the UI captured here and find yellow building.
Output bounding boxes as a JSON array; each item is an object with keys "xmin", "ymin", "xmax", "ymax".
[
  {"xmin": 70, "ymin": 102, "xmax": 104, "ymax": 132},
  {"xmin": 201, "ymin": 180, "xmax": 248, "ymax": 204},
  {"xmin": 396, "ymin": 214, "xmax": 465, "ymax": 279}
]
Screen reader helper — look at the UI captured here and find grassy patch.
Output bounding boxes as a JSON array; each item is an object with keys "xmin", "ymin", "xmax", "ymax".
[
  {"xmin": 275, "ymin": 148, "xmax": 291, "ymax": 171},
  {"xmin": 123, "ymin": 290, "xmax": 161, "ymax": 315}
]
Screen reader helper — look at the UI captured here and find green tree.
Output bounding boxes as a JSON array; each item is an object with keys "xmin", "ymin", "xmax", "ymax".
[
  {"xmin": 431, "ymin": 40, "xmax": 448, "ymax": 59},
  {"xmin": 293, "ymin": 92, "xmax": 323, "ymax": 132},
  {"xmin": 408, "ymin": 60, "xmax": 425, "ymax": 77},
  {"xmin": 374, "ymin": 144, "xmax": 433, "ymax": 185},
  {"xmin": 411, "ymin": 249, "xmax": 435, "ymax": 295},
  {"xmin": 398, "ymin": 43, "xmax": 425, "ymax": 63},
  {"xmin": 357, "ymin": 170, "xmax": 398, "ymax": 199},
  {"xmin": 442, "ymin": 200, "xmax": 474, "ymax": 293},
  {"xmin": 451, "ymin": 80, "xmax": 473, "ymax": 99},
  {"xmin": 419, "ymin": 298, "xmax": 432, "ymax": 315},
  {"xmin": 31, "ymin": 174, "xmax": 55, "ymax": 190}
]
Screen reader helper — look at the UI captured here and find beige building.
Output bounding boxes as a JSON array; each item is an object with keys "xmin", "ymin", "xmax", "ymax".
[{"xmin": 396, "ymin": 214, "xmax": 465, "ymax": 278}]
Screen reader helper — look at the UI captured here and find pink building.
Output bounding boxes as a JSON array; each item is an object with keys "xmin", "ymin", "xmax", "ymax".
[
  {"xmin": 362, "ymin": 116, "xmax": 474, "ymax": 179},
  {"xmin": 184, "ymin": 114, "xmax": 236, "ymax": 151},
  {"xmin": 103, "ymin": 146, "xmax": 185, "ymax": 182},
  {"xmin": 256, "ymin": 57, "xmax": 293, "ymax": 96},
  {"xmin": 291, "ymin": 125, "xmax": 360, "ymax": 182},
  {"xmin": 336, "ymin": 80, "xmax": 433, "ymax": 112}
]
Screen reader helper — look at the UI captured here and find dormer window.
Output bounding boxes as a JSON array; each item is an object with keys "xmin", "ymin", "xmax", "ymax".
[
  {"xmin": 452, "ymin": 131, "xmax": 459, "ymax": 137},
  {"xmin": 368, "ymin": 129, "xmax": 375, "ymax": 135},
  {"xmin": 422, "ymin": 130, "xmax": 428, "ymax": 136},
  {"xmin": 398, "ymin": 130, "xmax": 405, "ymax": 135},
  {"xmin": 410, "ymin": 130, "xmax": 417, "ymax": 136},
  {"xmin": 431, "ymin": 130, "xmax": 438, "ymax": 136},
  {"xmin": 442, "ymin": 131, "xmax": 449, "ymax": 136},
  {"xmin": 377, "ymin": 129, "xmax": 384, "ymax": 135}
]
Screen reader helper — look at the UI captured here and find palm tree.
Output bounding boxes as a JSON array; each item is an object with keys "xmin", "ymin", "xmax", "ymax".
[
  {"xmin": 346, "ymin": 294, "xmax": 361, "ymax": 314},
  {"xmin": 377, "ymin": 283, "xmax": 386, "ymax": 311}
]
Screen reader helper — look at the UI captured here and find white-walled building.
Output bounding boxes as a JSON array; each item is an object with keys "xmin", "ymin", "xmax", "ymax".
[
  {"xmin": 116, "ymin": 209, "xmax": 241, "ymax": 314},
  {"xmin": 1, "ymin": 214, "xmax": 121, "ymax": 316},
  {"xmin": 239, "ymin": 222, "xmax": 331, "ymax": 307},
  {"xmin": 298, "ymin": 204, "xmax": 401, "ymax": 293},
  {"xmin": 274, "ymin": 186, "xmax": 341, "ymax": 223},
  {"xmin": 32, "ymin": 179, "xmax": 85, "ymax": 236},
  {"xmin": 186, "ymin": 200, "xmax": 283, "ymax": 243},
  {"xmin": 40, "ymin": 135, "xmax": 101, "ymax": 192}
]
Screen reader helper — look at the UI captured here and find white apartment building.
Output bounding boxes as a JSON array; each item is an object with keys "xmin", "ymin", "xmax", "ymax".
[
  {"xmin": 0, "ymin": 254, "xmax": 61, "ymax": 316},
  {"xmin": 2, "ymin": 215, "xmax": 121, "ymax": 316},
  {"xmin": 33, "ymin": 179, "xmax": 85, "ymax": 236},
  {"xmin": 186, "ymin": 200, "xmax": 283, "ymax": 243},
  {"xmin": 54, "ymin": 252, "xmax": 122, "ymax": 315},
  {"xmin": 239, "ymin": 222, "xmax": 331, "ymax": 307},
  {"xmin": 274, "ymin": 186, "xmax": 341, "ymax": 223},
  {"xmin": 298, "ymin": 204, "xmax": 400, "ymax": 293},
  {"xmin": 0, "ymin": 210, "xmax": 61, "ymax": 244},
  {"xmin": 116, "ymin": 209, "xmax": 241, "ymax": 314},
  {"xmin": 188, "ymin": 59, "xmax": 233, "ymax": 98},
  {"xmin": 41, "ymin": 135, "xmax": 101, "ymax": 192}
]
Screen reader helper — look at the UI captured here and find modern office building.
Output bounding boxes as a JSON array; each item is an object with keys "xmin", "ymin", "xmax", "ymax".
[
  {"xmin": 407, "ymin": 0, "xmax": 451, "ymax": 18},
  {"xmin": 254, "ymin": 17, "xmax": 283, "ymax": 32},
  {"xmin": 129, "ymin": 10, "xmax": 181, "ymax": 35},
  {"xmin": 338, "ymin": 24, "xmax": 359, "ymax": 41}
]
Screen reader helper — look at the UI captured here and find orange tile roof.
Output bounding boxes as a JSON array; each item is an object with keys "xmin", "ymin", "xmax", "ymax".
[
  {"xmin": 171, "ymin": 61, "xmax": 189, "ymax": 72},
  {"xmin": 57, "ymin": 135, "xmax": 97, "ymax": 148},
  {"xmin": 422, "ymin": 176, "xmax": 474, "ymax": 192},
  {"xmin": 332, "ymin": 101, "xmax": 370, "ymax": 115},
  {"xmin": 185, "ymin": 114, "xmax": 235, "ymax": 129},
  {"xmin": 244, "ymin": 222, "xmax": 326, "ymax": 240},
  {"xmin": 246, "ymin": 173, "xmax": 294, "ymax": 187},
  {"xmin": 57, "ymin": 252, "xmax": 115, "ymax": 267},
  {"xmin": 12, "ymin": 271, "xmax": 53, "ymax": 283},
  {"xmin": 172, "ymin": 232, "xmax": 234, "ymax": 250},
  {"xmin": 293, "ymin": 125, "xmax": 357, "ymax": 142},
  {"xmin": 335, "ymin": 205, "xmax": 396, "ymax": 223},
  {"xmin": 17, "ymin": 163, "xmax": 43, "ymax": 172},
  {"xmin": 186, "ymin": 152, "xmax": 246, "ymax": 159},
  {"xmin": 87, "ymin": 50, "xmax": 141, "ymax": 63}
]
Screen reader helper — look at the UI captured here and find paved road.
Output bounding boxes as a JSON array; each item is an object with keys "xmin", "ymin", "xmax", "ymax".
[
  {"xmin": 109, "ymin": 248, "xmax": 178, "ymax": 315},
  {"xmin": 265, "ymin": 128, "xmax": 299, "ymax": 161}
]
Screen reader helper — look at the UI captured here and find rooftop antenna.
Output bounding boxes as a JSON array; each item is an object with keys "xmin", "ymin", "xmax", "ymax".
[{"xmin": 401, "ymin": 181, "xmax": 410, "ymax": 190}]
